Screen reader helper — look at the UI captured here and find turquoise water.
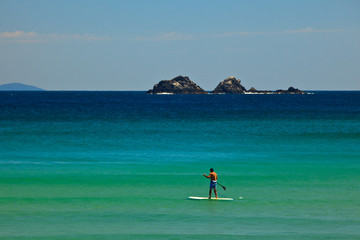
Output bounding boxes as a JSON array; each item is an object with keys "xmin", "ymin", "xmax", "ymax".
[{"xmin": 1, "ymin": 91, "xmax": 360, "ymax": 239}]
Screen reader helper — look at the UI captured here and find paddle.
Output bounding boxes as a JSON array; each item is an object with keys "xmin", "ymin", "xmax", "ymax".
[{"xmin": 217, "ymin": 182, "xmax": 226, "ymax": 191}]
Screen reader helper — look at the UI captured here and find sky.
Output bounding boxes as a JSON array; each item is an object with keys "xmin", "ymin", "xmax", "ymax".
[{"xmin": 0, "ymin": 0, "xmax": 359, "ymax": 90}]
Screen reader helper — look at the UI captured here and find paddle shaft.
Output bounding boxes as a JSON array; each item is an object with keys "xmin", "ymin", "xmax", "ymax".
[{"xmin": 217, "ymin": 182, "xmax": 226, "ymax": 191}]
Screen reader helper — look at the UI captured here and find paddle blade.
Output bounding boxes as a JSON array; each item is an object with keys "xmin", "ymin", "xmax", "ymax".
[{"xmin": 222, "ymin": 186, "xmax": 226, "ymax": 191}]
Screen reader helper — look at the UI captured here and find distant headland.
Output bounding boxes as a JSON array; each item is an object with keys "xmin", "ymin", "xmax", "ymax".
[
  {"xmin": 0, "ymin": 83, "xmax": 44, "ymax": 91},
  {"xmin": 147, "ymin": 76, "xmax": 307, "ymax": 94}
]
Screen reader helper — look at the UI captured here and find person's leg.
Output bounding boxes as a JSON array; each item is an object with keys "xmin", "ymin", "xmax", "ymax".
[
  {"xmin": 214, "ymin": 189, "xmax": 218, "ymax": 199},
  {"xmin": 209, "ymin": 189, "xmax": 212, "ymax": 199}
]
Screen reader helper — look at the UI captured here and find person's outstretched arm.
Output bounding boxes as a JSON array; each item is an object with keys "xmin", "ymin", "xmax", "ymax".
[{"xmin": 203, "ymin": 173, "xmax": 210, "ymax": 178}]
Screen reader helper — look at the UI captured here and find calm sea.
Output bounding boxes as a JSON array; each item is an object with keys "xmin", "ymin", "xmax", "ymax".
[{"xmin": 1, "ymin": 91, "xmax": 359, "ymax": 239}]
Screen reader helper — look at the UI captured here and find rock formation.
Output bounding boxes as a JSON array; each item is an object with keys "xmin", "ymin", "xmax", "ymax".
[
  {"xmin": 248, "ymin": 87, "xmax": 258, "ymax": 93},
  {"xmin": 147, "ymin": 75, "xmax": 307, "ymax": 95},
  {"xmin": 211, "ymin": 76, "xmax": 247, "ymax": 94},
  {"xmin": 275, "ymin": 87, "xmax": 306, "ymax": 94},
  {"xmin": 246, "ymin": 86, "xmax": 306, "ymax": 94},
  {"xmin": 246, "ymin": 87, "xmax": 276, "ymax": 94},
  {"xmin": 147, "ymin": 75, "xmax": 208, "ymax": 94}
]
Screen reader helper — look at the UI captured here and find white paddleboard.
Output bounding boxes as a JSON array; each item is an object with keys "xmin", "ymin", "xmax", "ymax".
[{"xmin": 188, "ymin": 196, "xmax": 234, "ymax": 201}]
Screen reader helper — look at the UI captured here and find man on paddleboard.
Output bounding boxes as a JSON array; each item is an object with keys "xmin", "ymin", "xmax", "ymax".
[{"xmin": 203, "ymin": 168, "xmax": 218, "ymax": 199}]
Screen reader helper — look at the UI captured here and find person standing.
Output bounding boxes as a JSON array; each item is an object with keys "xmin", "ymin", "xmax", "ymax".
[{"xmin": 203, "ymin": 168, "xmax": 218, "ymax": 199}]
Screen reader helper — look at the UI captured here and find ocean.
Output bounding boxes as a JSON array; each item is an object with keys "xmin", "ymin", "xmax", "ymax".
[{"xmin": 0, "ymin": 91, "xmax": 359, "ymax": 239}]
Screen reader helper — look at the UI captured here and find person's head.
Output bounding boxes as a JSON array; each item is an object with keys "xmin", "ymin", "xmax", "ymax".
[{"xmin": 210, "ymin": 168, "xmax": 214, "ymax": 172}]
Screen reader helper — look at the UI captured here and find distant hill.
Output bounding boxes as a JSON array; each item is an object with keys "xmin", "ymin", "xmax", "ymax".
[{"xmin": 0, "ymin": 83, "xmax": 45, "ymax": 91}]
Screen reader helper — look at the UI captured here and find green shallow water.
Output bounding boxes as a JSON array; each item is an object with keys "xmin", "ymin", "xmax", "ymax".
[
  {"xmin": 1, "ymin": 161, "xmax": 359, "ymax": 239},
  {"xmin": 1, "ymin": 91, "xmax": 360, "ymax": 239}
]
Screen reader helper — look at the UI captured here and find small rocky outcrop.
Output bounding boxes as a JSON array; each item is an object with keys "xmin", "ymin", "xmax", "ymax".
[
  {"xmin": 246, "ymin": 87, "xmax": 274, "ymax": 94},
  {"xmin": 211, "ymin": 76, "xmax": 247, "ymax": 94},
  {"xmin": 147, "ymin": 76, "xmax": 208, "ymax": 94},
  {"xmin": 248, "ymin": 87, "xmax": 258, "ymax": 93},
  {"xmin": 247, "ymin": 86, "xmax": 306, "ymax": 94},
  {"xmin": 275, "ymin": 87, "xmax": 306, "ymax": 94}
]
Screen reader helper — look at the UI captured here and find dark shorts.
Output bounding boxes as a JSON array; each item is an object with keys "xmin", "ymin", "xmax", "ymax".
[{"xmin": 210, "ymin": 181, "xmax": 217, "ymax": 190}]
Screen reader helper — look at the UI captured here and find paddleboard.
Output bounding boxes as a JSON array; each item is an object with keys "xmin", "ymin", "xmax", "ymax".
[{"xmin": 188, "ymin": 196, "xmax": 234, "ymax": 201}]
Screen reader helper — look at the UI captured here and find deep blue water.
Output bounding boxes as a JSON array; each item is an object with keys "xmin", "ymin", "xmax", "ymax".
[{"xmin": 1, "ymin": 91, "xmax": 360, "ymax": 121}]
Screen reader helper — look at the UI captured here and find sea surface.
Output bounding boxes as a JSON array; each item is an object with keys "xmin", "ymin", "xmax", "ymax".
[{"xmin": 1, "ymin": 91, "xmax": 359, "ymax": 239}]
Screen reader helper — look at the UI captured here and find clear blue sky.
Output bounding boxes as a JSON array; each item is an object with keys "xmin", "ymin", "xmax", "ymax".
[{"xmin": 0, "ymin": 0, "xmax": 359, "ymax": 90}]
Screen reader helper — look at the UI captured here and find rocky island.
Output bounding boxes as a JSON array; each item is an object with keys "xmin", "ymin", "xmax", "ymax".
[
  {"xmin": 210, "ymin": 76, "xmax": 306, "ymax": 94},
  {"xmin": 210, "ymin": 76, "xmax": 307, "ymax": 94},
  {"xmin": 147, "ymin": 75, "xmax": 307, "ymax": 94},
  {"xmin": 147, "ymin": 76, "xmax": 208, "ymax": 94},
  {"xmin": 246, "ymin": 86, "xmax": 306, "ymax": 94},
  {"xmin": 211, "ymin": 76, "xmax": 247, "ymax": 94},
  {"xmin": 275, "ymin": 87, "xmax": 307, "ymax": 94}
]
